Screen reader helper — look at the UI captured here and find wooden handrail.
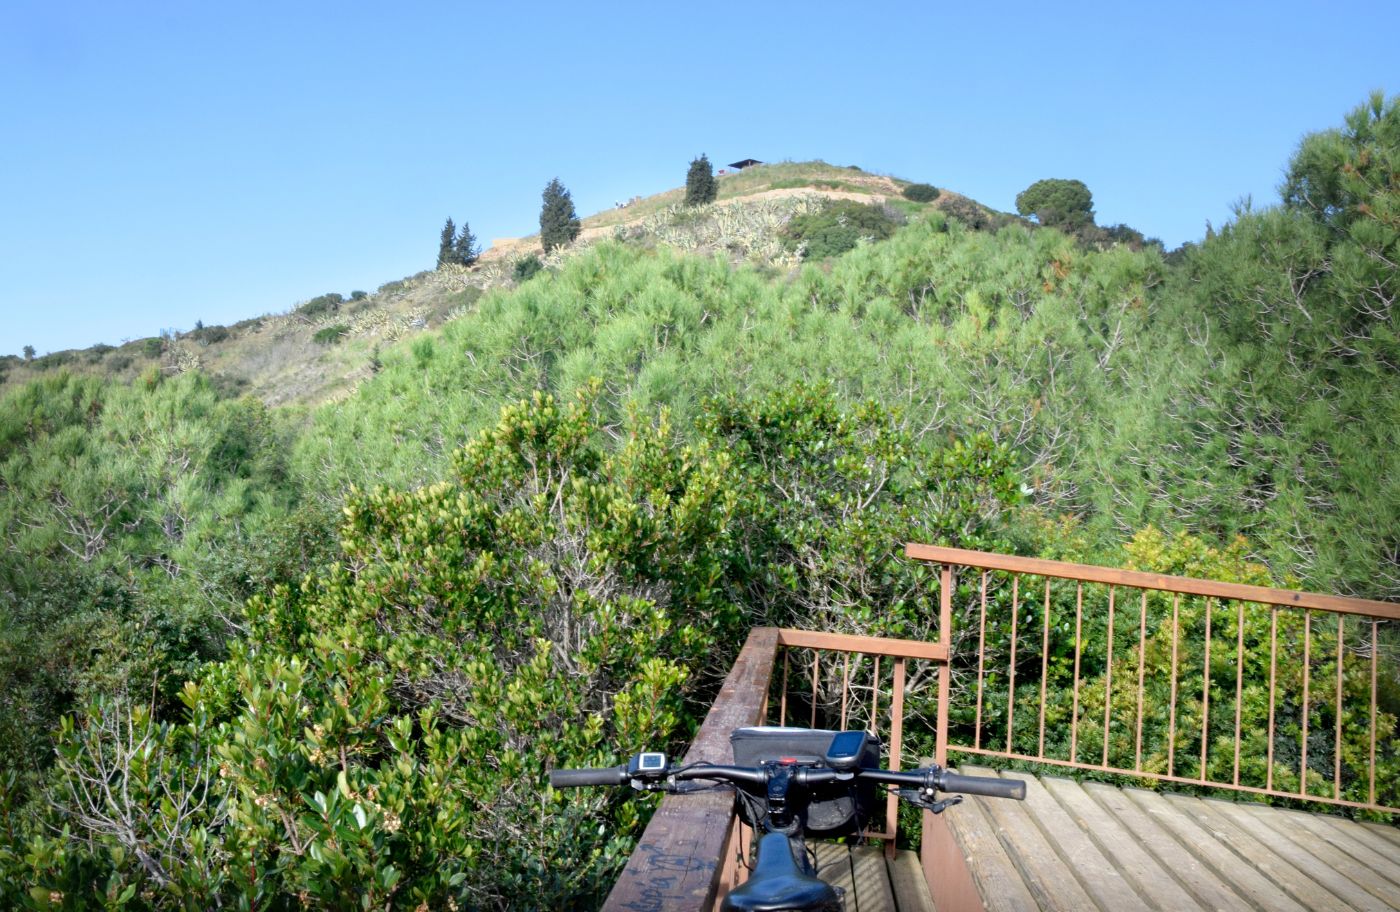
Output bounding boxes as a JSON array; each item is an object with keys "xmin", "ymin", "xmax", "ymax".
[
  {"xmin": 906, "ymin": 543, "xmax": 1400, "ymax": 619},
  {"xmin": 775, "ymin": 628, "xmax": 948, "ymax": 661},
  {"xmin": 602, "ymin": 627, "xmax": 780, "ymax": 911}
]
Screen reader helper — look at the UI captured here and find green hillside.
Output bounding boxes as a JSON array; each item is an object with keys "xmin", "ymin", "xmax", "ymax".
[
  {"xmin": 0, "ymin": 161, "xmax": 958, "ymax": 409},
  {"xmin": 1, "ymin": 97, "xmax": 1396, "ymax": 908}
]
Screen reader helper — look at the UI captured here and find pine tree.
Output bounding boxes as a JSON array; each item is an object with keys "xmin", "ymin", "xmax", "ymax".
[
  {"xmin": 437, "ymin": 217, "xmax": 456, "ymax": 269},
  {"xmin": 453, "ymin": 221, "xmax": 479, "ymax": 267},
  {"xmin": 685, "ymin": 154, "xmax": 717, "ymax": 207},
  {"xmin": 539, "ymin": 178, "xmax": 580, "ymax": 254}
]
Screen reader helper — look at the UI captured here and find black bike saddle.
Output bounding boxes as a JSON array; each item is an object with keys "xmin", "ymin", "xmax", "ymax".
[{"xmin": 720, "ymin": 833, "xmax": 841, "ymax": 912}]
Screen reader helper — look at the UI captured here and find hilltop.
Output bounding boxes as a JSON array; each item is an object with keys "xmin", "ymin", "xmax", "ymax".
[{"xmin": 0, "ymin": 161, "xmax": 997, "ymax": 408}]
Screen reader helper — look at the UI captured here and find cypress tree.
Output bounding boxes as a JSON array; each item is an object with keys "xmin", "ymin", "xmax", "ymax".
[
  {"xmin": 454, "ymin": 221, "xmax": 479, "ymax": 267},
  {"xmin": 684, "ymin": 154, "xmax": 717, "ymax": 206},
  {"xmin": 437, "ymin": 217, "xmax": 457, "ymax": 269},
  {"xmin": 539, "ymin": 178, "xmax": 581, "ymax": 254}
]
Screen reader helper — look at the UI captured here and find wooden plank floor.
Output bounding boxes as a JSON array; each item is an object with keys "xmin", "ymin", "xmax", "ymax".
[
  {"xmin": 945, "ymin": 765, "xmax": 1400, "ymax": 911},
  {"xmin": 810, "ymin": 842, "xmax": 934, "ymax": 912}
]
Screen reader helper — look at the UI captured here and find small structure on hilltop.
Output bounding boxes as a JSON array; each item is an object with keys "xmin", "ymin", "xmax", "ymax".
[{"xmin": 728, "ymin": 158, "xmax": 763, "ymax": 170}]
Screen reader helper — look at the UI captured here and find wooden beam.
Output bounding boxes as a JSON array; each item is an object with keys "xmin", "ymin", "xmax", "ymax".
[
  {"xmin": 602, "ymin": 627, "xmax": 780, "ymax": 911},
  {"xmin": 775, "ymin": 628, "xmax": 948, "ymax": 661},
  {"xmin": 905, "ymin": 544, "xmax": 1400, "ymax": 619}
]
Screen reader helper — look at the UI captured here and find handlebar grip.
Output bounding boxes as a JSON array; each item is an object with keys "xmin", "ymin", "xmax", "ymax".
[
  {"xmin": 940, "ymin": 772, "xmax": 1027, "ymax": 800},
  {"xmin": 550, "ymin": 766, "xmax": 628, "ymax": 787}
]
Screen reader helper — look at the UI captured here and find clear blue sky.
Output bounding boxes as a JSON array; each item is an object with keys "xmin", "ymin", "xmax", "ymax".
[{"xmin": 3, "ymin": 0, "xmax": 1396, "ymax": 357}]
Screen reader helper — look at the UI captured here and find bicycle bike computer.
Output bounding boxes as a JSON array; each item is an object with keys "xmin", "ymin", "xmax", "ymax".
[
  {"xmin": 628, "ymin": 752, "xmax": 667, "ymax": 777},
  {"xmin": 824, "ymin": 731, "xmax": 869, "ymax": 770}
]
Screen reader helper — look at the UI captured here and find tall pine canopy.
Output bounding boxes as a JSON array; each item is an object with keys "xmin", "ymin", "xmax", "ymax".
[
  {"xmin": 1015, "ymin": 178, "xmax": 1095, "ymax": 230},
  {"xmin": 453, "ymin": 221, "xmax": 479, "ymax": 267},
  {"xmin": 685, "ymin": 154, "xmax": 717, "ymax": 206},
  {"xmin": 436, "ymin": 217, "xmax": 457, "ymax": 268},
  {"xmin": 539, "ymin": 178, "xmax": 581, "ymax": 253}
]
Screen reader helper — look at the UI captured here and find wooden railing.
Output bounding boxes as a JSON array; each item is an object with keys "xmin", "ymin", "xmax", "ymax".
[
  {"xmin": 908, "ymin": 544, "xmax": 1400, "ymax": 814},
  {"xmin": 602, "ymin": 545, "xmax": 1400, "ymax": 910}
]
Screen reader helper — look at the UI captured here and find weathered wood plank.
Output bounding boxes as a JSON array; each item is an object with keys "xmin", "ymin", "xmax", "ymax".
[
  {"xmin": 813, "ymin": 842, "xmax": 896, "ymax": 912},
  {"xmin": 1206, "ymin": 797, "xmax": 1397, "ymax": 911},
  {"xmin": 602, "ymin": 627, "xmax": 779, "ymax": 912},
  {"xmin": 1360, "ymin": 821, "xmax": 1400, "ymax": 851},
  {"xmin": 887, "ymin": 850, "xmax": 936, "ymax": 912},
  {"xmin": 961, "ymin": 766, "xmax": 1099, "ymax": 910},
  {"xmin": 905, "ymin": 544, "xmax": 1400, "ymax": 619},
  {"xmin": 1230, "ymin": 801, "xmax": 1400, "ymax": 907},
  {"xmin": 996, "ymin": 772, "xmax": 1148, "ymax": 911},
  {"xmin": 941, "ymin": 781, "xmax": 1039, "ymax": 912},
  {"xmin": 1080, "ymin": 783, "xmax": 1249, "ymax": 911},
  {"xmin": 1284, "ymin": 809, "xmax": 1400, "ymax": 888},
  {"xmin": 776, "ymin": 628, "xmax": 948, "ymax": 661},
  {"xmin": 1038, "ymin": 777, "xmax": 1203, "ymax": 912},
  {"xmin": 1150, "ymin": 793, "xmax": 1324, "ymax": 912}
]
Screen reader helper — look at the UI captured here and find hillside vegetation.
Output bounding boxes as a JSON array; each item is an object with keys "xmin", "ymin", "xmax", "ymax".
[
  {"xmin": 0, "ymin": 162, "xmax": 946, "ymax": 409},
  {"xmin": 0, "ymin": 96, "xmax": 1396, "ymax": 908}
]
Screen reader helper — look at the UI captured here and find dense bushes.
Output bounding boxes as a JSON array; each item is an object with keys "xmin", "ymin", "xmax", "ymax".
[
  {"xmin": 513, "ymin": 254, "xmax": 543, "ymax": 282},
  {"xmin": 296, "ymin": 292, "xmax": 344, "ymax": 318},
  {"xmin": 902, "ymin": 182, "xmax": 941, "ymax": 202},
  {"xmin": 0, "ymin": 372, "xmax": 319, "ymax": 804},
  {"xmin": 312, "ymin": 323, "xmax": 349, "ymax": 345},
  {"xmin": 782, "ymin": 200, "xmax": 900, "ymax": 259},
  {"xmin": 0, "ymin": 379, "xmax": 1030, "ymax": 907}
]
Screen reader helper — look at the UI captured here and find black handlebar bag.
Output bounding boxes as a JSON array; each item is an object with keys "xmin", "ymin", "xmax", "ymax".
[{"xmin": 728, "ymin": 727, "xmax": 881, "ymax": 838}]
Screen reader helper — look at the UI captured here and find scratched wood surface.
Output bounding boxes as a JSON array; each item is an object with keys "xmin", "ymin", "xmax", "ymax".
[{"xmin": 942, "ymin": 768, "xmax": 1400, "ymax": 911}]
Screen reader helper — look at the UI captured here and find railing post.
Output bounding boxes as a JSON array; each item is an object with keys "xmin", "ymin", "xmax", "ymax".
[{"xmin": 937, "ymin": 563, "xmax": 952, "ymax": 768}]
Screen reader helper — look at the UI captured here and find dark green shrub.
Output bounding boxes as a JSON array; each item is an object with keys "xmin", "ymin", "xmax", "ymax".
[
  {"xmin": 32, "ymin": 351, "xmax": 75, "ymax": 371},
  {"xmin": 782, "ymin": 200, "xmax": 899, "ymax": 259},
  {"xmin": 349, "ymin": 290, "xmax": 368, "ymax": 301},
  {"xmin": 191, "ymin": 324, "xmax": 229, "ymax": 345},
  {"xmin": 940, "ymin": 196, "xmax": 996, "ymax": 231},
  {"xmin": 107, "ymin": 354, "xmax": 133, "ymax": 372},
  {"xmin": 84, "ymin": 344, "xmax": 115, "ymax": 363},
  {"xmin": 902, "ymin": 182, "xmax": 941, "ymax": 203},
  {"xmin": 296, "ymin": 293, "xmax": 344, "ymax": 318},
  {"xmin": 312, "ymin": 324, "xmax": 349, "ymax": 345},
  {"xmin": 142, "ymin": 338, "xmax": 163, "ymax": 358},
  {"xmin": 514, "ymin": 255, "xmax": 543, "ymax": 282}
]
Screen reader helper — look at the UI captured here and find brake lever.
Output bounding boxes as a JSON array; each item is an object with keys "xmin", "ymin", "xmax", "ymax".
[{"xmin": 897, "ymin": 788, "xmax": 963, "ymax": 814}]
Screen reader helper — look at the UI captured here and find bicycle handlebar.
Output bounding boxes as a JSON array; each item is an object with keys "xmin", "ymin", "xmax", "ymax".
[
  {"xmin": 549, "ymin": 757, "xmax": 1024, "ymax": 800},
  {"xmin": 938, "ymin": 771, "xmax": 1027, "ymax": 800},
  {"xmin": 549, "ymin": 766, "xmax": 629, "ymax": 787}
]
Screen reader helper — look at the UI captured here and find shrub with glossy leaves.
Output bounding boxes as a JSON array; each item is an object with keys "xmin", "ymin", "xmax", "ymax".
[{"xmin": 4, "ymin": 387, "xmax": 748, "ymax": 908}]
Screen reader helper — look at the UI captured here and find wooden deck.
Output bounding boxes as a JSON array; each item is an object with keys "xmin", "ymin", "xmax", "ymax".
[
  {"xmin": 810, "ymin": 843, "xmax": 933, "ymax": 912},
  {"xmin": 943, "ymin": 766, "xmax": 1400, "ymax": 911}
]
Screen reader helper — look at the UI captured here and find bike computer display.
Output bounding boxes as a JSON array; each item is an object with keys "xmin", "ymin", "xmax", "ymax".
[
  {"xmin": 824, "ymin": 731, "xmax": 869, "ymax": 770},
  {"xmin": 628, "ymin": 752, "xmax": 667, "ymax": 777}
]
